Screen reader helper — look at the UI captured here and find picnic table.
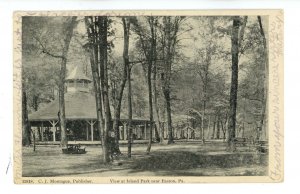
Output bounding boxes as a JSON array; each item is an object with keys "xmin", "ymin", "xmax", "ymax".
[{"xmin": 62, "ymin": 144, "xmax": 86, "ymax": 154}]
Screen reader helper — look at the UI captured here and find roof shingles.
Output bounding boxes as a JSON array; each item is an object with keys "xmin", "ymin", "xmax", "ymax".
[{"xmin": 29, "ymin": 92, "xmax": 97, "ymax": 121}]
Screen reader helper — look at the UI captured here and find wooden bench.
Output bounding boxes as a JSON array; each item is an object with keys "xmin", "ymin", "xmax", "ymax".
[
  {"xmin": 233, "ymin": 137, "xmax": 248, "ymax": 146},
  {"xmin": 255, "ymin": 141, "xmax": 268, "ymax": 153},
  {"xmin": 231, "ymin": 138, "xmax": 268, "ymax": 153},
  {"xmin": 233, "ymin": 138, "xmax": 258, "ymax": 152}
]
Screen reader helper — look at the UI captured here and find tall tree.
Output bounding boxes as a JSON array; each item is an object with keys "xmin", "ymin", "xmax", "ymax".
[
  {"xmin": 127, "ymin": 63, "xmax": 133, "ymax": 158},
  {"xmin": 22, "ymin": 17, "xmax": 60, "ymax": 114},
  {"xmin": 100, "ymin": 16, "xmax": 112, "ymax": 162},
  {"xmin": 84, "ymin": 16, "xmax": 111, "ymax": 163},
  {"xmin": 121, "ymin": 17, "xmax": 133, "ymax": 158},
  {"xmin": 227, "ymin": 16, "xmax": 240, "ymax": 149},
  {"xmin": 227, "ymin": 16, "xmax": 247, "ymax": 150},
  {"xmin": 160, "ymin": 16, "xmax": 183, "ymax": 144},
  {"xmin": 153, "ymin": 57, "xmax": 163, "ymax": 143},
  {"xmin": 33, "ymin": 17, "xmax": 77, "ymax": 147},
  {"xmin": 84, "ymin": 17, "xmax": 104, "ymax": 152},
  {"xmin": 131, "ymin": 16, "xmax": 159, "ymax": 152},
  {"xmin": 146, "ymin": 17, "xmax": 157, "ymax": 153},
  {"xmin": 111, "ymin": 57, "xmax": 128, "ymax": 155},
  {"xmin": 193, "ymin": 17, "xmax": 218, "ymax": 143},
  {"xmin": 22, "ymin": 81, "xmax": 31, "ymax": 146},
  {"xmin": 58, "ymin": 17, "xmax": 77, "ymax": 147},
  {"xmin": 257, "ymin": 16, "xmax": 268, "ymax": 140}
]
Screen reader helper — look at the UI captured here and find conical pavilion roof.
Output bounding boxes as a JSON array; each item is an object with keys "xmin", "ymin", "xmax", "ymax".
[
  {"xmin": 65, "ymin": 66, "xmax": 92, "ymax": 82},
  {"xmin": 28, "ymin": 92, "xmax": 149, "ymax": 123},
  {"xmin": 29, "ymin": 92, "xmax": 97, "ymax": 120},
  {"xmin": 29, "ymin": 65, "xmax": 150, "ymax": 123}
]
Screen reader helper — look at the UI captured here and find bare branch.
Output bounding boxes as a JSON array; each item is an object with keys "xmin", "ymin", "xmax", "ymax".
[{"xmin": 33, "ymin": 36, "xmax": 65, "ymax": 59}]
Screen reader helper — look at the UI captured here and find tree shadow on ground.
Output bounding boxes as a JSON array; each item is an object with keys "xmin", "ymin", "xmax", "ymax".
[
  {"xmin": 132, "ymin": 151, "xmax": 199, "ymax": 170},
  {"xmin": 129, "ymin": 151, "xmax": 268, "ymax": 176},
  {"xmin": 23, "ymin": 157, "xmax": 133, "ymax": 177},
  {"xmin": 22, "ymin": 144, "xmax": 268, "ymax": 177}
]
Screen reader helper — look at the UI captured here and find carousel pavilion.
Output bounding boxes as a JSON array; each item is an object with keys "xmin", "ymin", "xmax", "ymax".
[{"xmin": 28, "ymin": 66, "xmax": 152, "ymax": 143}]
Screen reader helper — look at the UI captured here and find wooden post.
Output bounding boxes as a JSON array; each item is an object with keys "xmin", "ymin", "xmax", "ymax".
[
  {"xmin": 162, "ymin": 122, "xmax": 165, "ymax": 139},
  {"xmin": 140, "ymin": 125, "xmax": 142, "ymax": 139},
  {"xmin": 207, "ymin": 115, "xmax": 211, "ymax": 139},
  {"xmin": 119, "ymin": 126, "xmax": 122, "ymax": 140},
  {"xmin": 123, "ymin": 122, "xmax": 127, "ymax": 140},
  {"xmin": 160, "ymin": 122, "xmax": 165, "ymax": 140},
  {"xmin": 153, "ymin": 123, "xmax": 155, "ymax": 139},
  {"xmin": 225, "ymin": 117, "xmax": 229, "ymax": 141},
  {"xmin": 49, "ymin": 120, "xmax": 59, "ymax": 142},
  {"xmin": 33, "ymin": 128, "xmax": 36, "ymax": 152},
  {"xmin": 86, "ymin": 122, "xmax": 89, "ymax": 141},
  {"xmin": 91, "ymin": 121, "xmax": 94, "ymax": 141},
  {"xmin": 242, "ymin": 122, "xmax": 245, "ymax": 138},
  {"xmin": 41, "ymin": 122, "xmax": 44, "ymax": 141},
  {"xmin": 86, "ymin": 120, "xmax": 95, "ymax": 141},
  {"xmin": 136, "ymin": 125, "xmax": 140, "ymax": 139},
  {"xmin": 52, "ymin": 124, "xmax": 56, "ymax": 142},
  {"xmin": 165, "ymin": 122, "xmax": 167, "ymax": 139},
  {"xmin": 144, "ymin": 122, "xmax": 147, "ymax": 140}
]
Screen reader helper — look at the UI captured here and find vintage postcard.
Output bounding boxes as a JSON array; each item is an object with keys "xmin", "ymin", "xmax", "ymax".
[{"xmin": 14, "ymin": 10, "xmax": 284, "ymax": 184}]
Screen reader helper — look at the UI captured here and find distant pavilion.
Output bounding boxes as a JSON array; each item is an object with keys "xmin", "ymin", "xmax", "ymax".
[{"xmin": 28, "ymin": 66, "xmax": 152, "ymax": 143}]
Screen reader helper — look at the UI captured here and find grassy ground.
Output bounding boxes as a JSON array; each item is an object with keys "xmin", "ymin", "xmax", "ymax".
[{"xmin": 22, "ymin": 141, "xmax": 268, "ymax": 177}]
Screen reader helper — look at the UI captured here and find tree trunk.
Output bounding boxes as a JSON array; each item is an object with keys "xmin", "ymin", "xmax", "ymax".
[
  {"xmin": 31, "ymin": 129, "xmax": 36, "ymax": 151},
  {"xmin": 151, "ymin": 17, "xmax": 160, "ymax": 142},
  {"xmin": 84, "ymin": 17, "xmax": 105, "ymax": 148},
  {"xmin": 146, "ymin": 63, "xmax": 153, "ymax": 153},
  {"xmin": 121, "ymin": 18, "xmax": 133, "ymax": 158},
  {"xmin": 133, "ymin": 16, "xmax": 160, "ymax": 145},
  {"xmin": 220, "ymin": 119, "xmax": 226, "ymax": 142},
  {"xmin": 22, "ymin": 84, "xmax": 31, "ymax": 146},
  {"xmin": 153, "ymin": 79, "xmax": 164, "ymax": 143},
  {"xmin": 162, "ymin": 88, "xmax": 174, "ymax": 144},
  {"xmin": 258, "ymin": 16, "xmax": 268, "ymax": 140},
  {"xmin": 112, "ymin": 78, "xmax": 127, "ymax": 155},
  {"xmin": 201, "ymin": 101, "xmax": 206, "ymax": 143},
  {"xmin": 211, "ymin": 115, "xmax": 216, "ymax": 139},
  {"xmin": 225, "ymin": 115, "xmax": 229, "ymax": 142},
  {"xmin": 207, "ymin": 115, "xmax": 211, "ymax": 140},
  {"xmin": 227, "ymin": 16, "xmax": 240, "ymax": 150},
  {"xmin": 33, "ymin": 95, "xmax": 39, "ymax": 111},
  {"xmin": 160, "ymin": 16, "xmax": 182, "ymax": 144},
  {"xmin": 222, "ymin": 113, "xmax": 228, "ymax": 141},
  {"xmin": 111, "ymin": 17, "xmax": 131, "ymax": 156},
  {"xmin": 153, "ymin": 69, "xmax": 163, "ymax": 143},
  {"xmin": 31, "ymin": 16, "xmax": 75, "ymax": 147},
  {"xmin": 200, "ymin": 46, "xmax": 211, "ymax": 143},
  {"xmin": 58, "ymin": 60, "xmax": 67, "ymax": 147},
  {"xmin": 99, "ymin": 16, "xmax": 111, "ymax": 163},
  {"xmin": 85, "ymin": 16, "xmax": 111, "ymax": 163},
  {"xmin": 127, "ymin": 65, "xmax": 133, "ymax": 158},
  {"xmin": 146, "ymin": 17, "xmax": 156, "ymax": 153},
  {"xmin": 216, "ymin": 114, "xmax": 220, "ymax": 139},
  {"xmin": 92, "ymin": 55, "xmax": 104, "ymax": 145},
  {"xmin": 57, "ymin": 17, "xmax": 77, "ymax": 147}
]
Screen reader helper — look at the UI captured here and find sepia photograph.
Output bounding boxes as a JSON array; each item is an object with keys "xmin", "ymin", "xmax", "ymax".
[{"xmin": 13, "ymin": 10, "xmax": 284, "ymax": 183}]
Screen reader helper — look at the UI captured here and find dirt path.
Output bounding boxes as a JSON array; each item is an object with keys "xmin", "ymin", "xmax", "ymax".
[{"xmin": 22, "ymin": 142, "xmax": 268, "ymax": 177}]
